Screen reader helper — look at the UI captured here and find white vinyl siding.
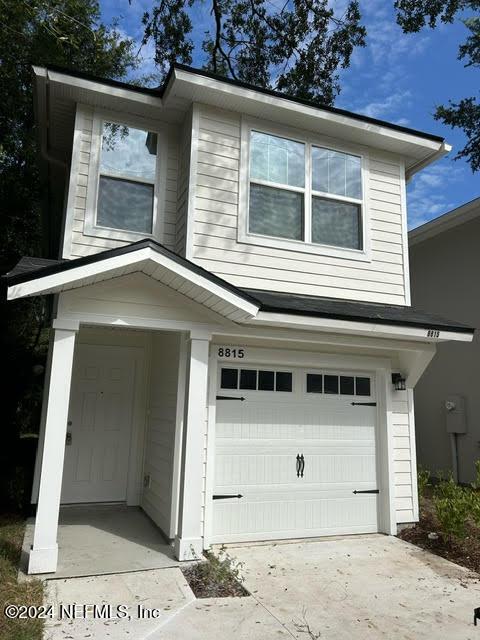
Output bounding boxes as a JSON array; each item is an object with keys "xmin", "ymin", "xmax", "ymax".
[
  {"xmin": 393, "ymin": 390, "xmax": 418, "ymax": 523},
  {"xmin": 62, "ymin": 104, "xmax": 180, "ymax": 259},
  {"xmin": 190, "ymin": 104, "xmax": 408, "ymax": 305},
  {"xmin": 142, "ymin": 332, "xmax": 181, "ymax": 537}
]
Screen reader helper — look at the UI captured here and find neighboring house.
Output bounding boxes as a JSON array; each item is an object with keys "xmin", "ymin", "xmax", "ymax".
[
  {"xmin": 5, "ymin": 65, "xmax": 474, "ymax": 576},
  {"xmin": 409, "ymin": 198, "xmax": 480, "ymax": 484}
]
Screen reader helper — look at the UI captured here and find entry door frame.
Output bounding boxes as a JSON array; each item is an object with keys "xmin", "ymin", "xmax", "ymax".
[
  {"xmin": 61, "ymin": 343, "xmax": 148, "ymax": 506},
  {"xmin": 203, "ymin": 345, "xmax": 396, "ymax": 547}
]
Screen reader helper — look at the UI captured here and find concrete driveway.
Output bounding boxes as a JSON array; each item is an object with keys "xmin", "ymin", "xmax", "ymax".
[
  {"xmin": 44, "ymin": 534, "xmax": 480, "ymax": 639},
  {"xmin": 226, "ymin": 534, "xmax": 480, "ymax": 640}
]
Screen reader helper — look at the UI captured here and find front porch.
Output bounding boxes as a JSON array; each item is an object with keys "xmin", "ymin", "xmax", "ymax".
[{"xmin": 21, "ymin": 505, "xmax": 179, "ymax": 579}]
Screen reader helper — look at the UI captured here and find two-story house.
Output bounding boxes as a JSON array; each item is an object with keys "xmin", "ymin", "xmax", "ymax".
[{"xmin": 6, "ymin": 64, "xmax": 474, "ymax": 575}]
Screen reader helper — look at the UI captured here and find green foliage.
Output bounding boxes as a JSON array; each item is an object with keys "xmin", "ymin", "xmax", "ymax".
[
  {"xmin": 394, "ymin": 1, "xmax": 480, "ymax": 172},
  {"xmin": 0, "ymin": 0, "xmax": 136, "ymax": 511},
  {"xmin": 197, "ymin": 545, "xmax": 245, "ymax": 586},
  {"xmin": 142, "ymin": 0, "xmax": 366, "ymax": 104},
  {"xmin": 417, "ymin": 465, "xmax": 431, "ymax": 502},
  {"xmin": 432, "ymin": 474, "xmax": 471, "ymax": 540}
]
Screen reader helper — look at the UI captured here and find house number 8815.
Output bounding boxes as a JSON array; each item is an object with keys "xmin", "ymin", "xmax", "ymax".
[{"xmin": 217, "ymin": 347, "xmax": 245, "ymax": 359}]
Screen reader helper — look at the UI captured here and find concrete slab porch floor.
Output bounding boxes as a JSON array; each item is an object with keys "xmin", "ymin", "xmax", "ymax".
[
  {"xmin": 42, "ymin": 534, "xmax": 480, "ymax": 640},
  {"xmin": 20, "ymin": 505, "xmax": 179, "ymax": 580}
]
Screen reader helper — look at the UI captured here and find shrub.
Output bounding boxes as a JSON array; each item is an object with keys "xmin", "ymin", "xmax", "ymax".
[
  {"xmin": 432, "ymin": 474, "xmax": 471, "ymax": 541},
  {"xmin": 182, "ymin": 546, "xmax": 247, "ymax": 598},
  {"xmin": 417, "ymin": 465, "xmax": 430, "ymax": 502}
]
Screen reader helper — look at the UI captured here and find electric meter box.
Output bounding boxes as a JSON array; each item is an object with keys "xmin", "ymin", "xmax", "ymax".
[{"xmin": 445, "ymin": 395, "xmax": 467, "ymax": 434}]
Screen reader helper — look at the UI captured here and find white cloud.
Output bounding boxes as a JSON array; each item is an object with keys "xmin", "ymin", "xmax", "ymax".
[
  {"xmin": 407, "ymin": 163, "xmax": 462, "ymax": 229},
  {"xmin": 357, "ymin": 90, "xmax": 412, "ymax": 119}
]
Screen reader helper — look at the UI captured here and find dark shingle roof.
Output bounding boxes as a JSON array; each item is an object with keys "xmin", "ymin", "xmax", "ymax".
[{"xmin": 4, "ymin": 242, "xmax": 473, "ymax": 335}]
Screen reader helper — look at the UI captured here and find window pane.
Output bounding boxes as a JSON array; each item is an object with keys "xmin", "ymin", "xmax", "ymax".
[
  {"xmin": 276, "ymin": 372, "xmax": 292, "ymax": 392},
  {"xmin": 312, "ymin": 147, "xmax": 361, "ymax": 199},
  {"xmin": 97, "ymin": 176, "xmax": 153, "ymax": 233},
  {"xmin": 250, "ymin": 131, "xmax": 304, "ymax": 187},
  {"xmin": 312, "ymin": 197, "xmax": 361, "ymax": 250},
  {"xmin": 101, "ymin": 123, "xmax": 157, "ymax": 181},
  {"xmin": 240, "ymin": 369, "xmax": 257, "ymax": 390},
  {"xmin": 307, "ymin": 374, "xmax": 323, "ymax": 393},
  {"xmin": 221, "ymin": 368, "xmax": 238, "ymax": 390},
  {"xmin": 346, "ymin": 155, "xmax": 362, "ymax": 199},
  {"xmin": 340, "ymin": 376, "xmax": 355, "ymax": 395},
  {"xmin": 249, "ymin": 184, "xmax": 304, "ymax": 241},
  {"xmin": 324, "ymin": 375, "xmax": 339, "ymax": 394},
  {"xmin": 356, "ymin": 377, "xmax": 371, "ymax": 396},
  {"xmin": 328, "ymin": 151, "xmax": 346, "ymax": 196},
  {"xmin": 258, "ymin": 370, "xmax": 275, "ymax": 391}
]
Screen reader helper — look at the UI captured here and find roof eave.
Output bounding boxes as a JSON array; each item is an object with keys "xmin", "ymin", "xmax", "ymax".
[{"xmin": 246, "ymin": 311, "xmax": 474, "ymax": 343}]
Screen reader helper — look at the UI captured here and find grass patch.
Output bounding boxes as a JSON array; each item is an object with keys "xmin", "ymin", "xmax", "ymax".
[
  {"xmin": 182, "ymin": 547, "xmax": 249, "ymax": 598},
  {"xmin": 0, "ymin": 515, "xmax": 44, "ymax": 640}
]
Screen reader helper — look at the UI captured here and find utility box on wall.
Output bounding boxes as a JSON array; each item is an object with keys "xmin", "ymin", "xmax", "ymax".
[{"xmin": 445, "ymin": 395, "xmax": 467, "ymax": 434}]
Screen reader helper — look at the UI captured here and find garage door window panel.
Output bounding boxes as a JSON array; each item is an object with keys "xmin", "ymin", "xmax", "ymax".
[{"xmin": 219, "ymin": 367, "xmax": 293, "ymax": 392}]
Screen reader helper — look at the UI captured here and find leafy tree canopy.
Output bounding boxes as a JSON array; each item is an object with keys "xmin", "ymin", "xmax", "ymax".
[
  {"xmin": 0, "ymin": 1, "xmax": 137, "ymax": 477},
  {"xmin": 395, "ymin": 0, "xmax": 480, "ymax": 171},
  {"xmin": 140, "ymin": 0, "xmax": 366, "ymax": 105},
  {"xmin": 0, "ymin": 0, "xmax": 136, "ymax": 262}
]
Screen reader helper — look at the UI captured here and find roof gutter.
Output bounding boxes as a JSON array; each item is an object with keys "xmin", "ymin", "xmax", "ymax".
[
  {"xmin": 405, "ymin": 141, "xmax": 451, "ymax": 182},
  {"xmin": 33, "ymin": 67, "xmax": 67, "ymax": 170}
]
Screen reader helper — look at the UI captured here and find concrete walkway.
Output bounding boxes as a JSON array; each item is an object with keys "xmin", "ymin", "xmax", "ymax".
[
  {"xmin": 42, "ymin": 534, "xmax": 480, "ymax": 639},
  {"xmin": 21, "ymin": 505, "xmax": 179, "ymax": 580}
]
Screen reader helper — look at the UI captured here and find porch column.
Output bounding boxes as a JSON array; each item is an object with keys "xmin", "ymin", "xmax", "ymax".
[
  {"xmin": 28, "ymin": 319, "xmax": 78, "ymax": 574},
  {"xmin": 174, "ymin": 331, "xmax": 211, "ymax": 560}
]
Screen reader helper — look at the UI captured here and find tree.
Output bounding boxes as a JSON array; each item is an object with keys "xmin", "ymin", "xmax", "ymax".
[
  {"xmin": 395, "ymin": 1, "xmax": 480, "ymax": 171},
  {"xmin": 140, "ymin": 0, "xmax": 367, "ymax": 105},
  {"xmin": 0, "ymin": 0, "xmax": 136, "ymax": 510}
]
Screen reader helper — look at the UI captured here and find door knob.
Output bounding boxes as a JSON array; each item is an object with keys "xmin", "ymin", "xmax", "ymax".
[{"xmin": 65, "ymin": 432, "xmax": 72, "ymax": 446}]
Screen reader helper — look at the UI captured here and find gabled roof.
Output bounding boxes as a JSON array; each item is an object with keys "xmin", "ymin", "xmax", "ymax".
[
  {"xmin": 409, "ymin": 197, "xmax": 480, "ymax": 247},
  {"xmin": 5, "ymin": 239, "xmax": 260, "ymax": 323},
  {"xmin": 5, "ymin": 241, "xmax": 474, "ymax": 339},
  {"xmin": 34, "ymin": 63, "xmax": 450, "ymax": 179},
  {"xmin": 41, "ymin": 62, "xmax": 444, "ymax": 145}
]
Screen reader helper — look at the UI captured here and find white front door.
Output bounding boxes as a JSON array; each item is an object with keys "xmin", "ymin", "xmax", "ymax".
[
  {"xmin": 61, "ymin": 345, "xmax": 136, "ymax": 503},
  {"xmin": 212, "ymin": 366, "xmax": 379, "ymax": 543}
]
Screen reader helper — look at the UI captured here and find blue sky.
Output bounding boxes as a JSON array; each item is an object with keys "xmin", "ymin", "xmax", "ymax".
[{"xmin": 100, "ymin": 0, "xmax": 479, "ymax": 229}]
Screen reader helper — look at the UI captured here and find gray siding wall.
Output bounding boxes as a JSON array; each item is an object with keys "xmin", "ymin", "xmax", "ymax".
[
  {"xmin": 142, "ymin": 332, "xmax": 181, "ymax": 537},
  {"xmin": 410, "ymin": 216, "xmax": 480, "ymax": 484},
  {"xmin": 189, "ymin": 104, "xmax": 409, "ymax": 305}
]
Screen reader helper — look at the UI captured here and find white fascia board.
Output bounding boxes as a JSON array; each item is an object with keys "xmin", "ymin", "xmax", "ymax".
[
  {"xmin": 43, "ymin": 68, "xmax": 163, "ymax": 109},
  {"xmin": 170, "ymin": 68, "xmax": 445, "ymax": 165},
  {"xmin": 247, "ymin": 311, "xmax": 473, "ymax": 343},
  {"xmin": 7, "ymin": 247, "xmax": 260, "ymax": 319},
  {"xmin": 404, "ymin": 142, "xmax": 452, "ymax": 181}
]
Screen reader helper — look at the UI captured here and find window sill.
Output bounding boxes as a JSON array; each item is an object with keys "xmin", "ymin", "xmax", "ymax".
[
  {"xmin": 83, "ymin": 220, "xmax": 156, "ymax": 244},
  {"xmin": 237, "ymin": 229, "xmax": 371, "ymax": 262}
]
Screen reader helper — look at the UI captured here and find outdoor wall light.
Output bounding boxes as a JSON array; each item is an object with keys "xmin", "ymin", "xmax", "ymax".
[{"xmin": 391, "ymin": 373, "xmax": 406, "ymax": 391}]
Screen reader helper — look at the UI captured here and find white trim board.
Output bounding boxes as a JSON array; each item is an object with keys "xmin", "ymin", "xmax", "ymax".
[{"xmin": 7, "ymin": 246, "xmax": 260, "ymax": 321}]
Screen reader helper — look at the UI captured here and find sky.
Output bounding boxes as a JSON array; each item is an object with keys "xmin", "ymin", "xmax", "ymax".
[{"xmin": 100, "ymin": 0, "xmax": 479, "ymax": 229}]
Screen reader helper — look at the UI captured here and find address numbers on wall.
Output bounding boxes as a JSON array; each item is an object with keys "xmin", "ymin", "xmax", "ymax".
[{"xmin": 217, "ymin": 347, "xmax": 246, "ymax": 359}]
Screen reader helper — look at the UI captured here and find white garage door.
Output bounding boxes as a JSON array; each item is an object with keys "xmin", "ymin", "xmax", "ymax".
[{"xmin": 212, "ymin": 366, "xmax": 379, "ymax": 543}]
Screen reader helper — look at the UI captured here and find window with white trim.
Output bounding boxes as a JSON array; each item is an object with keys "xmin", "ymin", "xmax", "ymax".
[
  {"xmin": 248, "ymin": 130, "xmax": 363, "ymax": 251},
  {"xmin": 96, "ymin": 122, "xmax": 158, "ymax": 234}
]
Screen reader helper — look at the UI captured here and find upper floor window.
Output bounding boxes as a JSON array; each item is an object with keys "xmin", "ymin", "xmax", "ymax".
[
  {"xmin": 97, "ymin": 122, "xmax": 158, "ymax": 234},
  {"xmin": 248, "ymin": 130, "xmax": 363, "ymax": 252}
]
